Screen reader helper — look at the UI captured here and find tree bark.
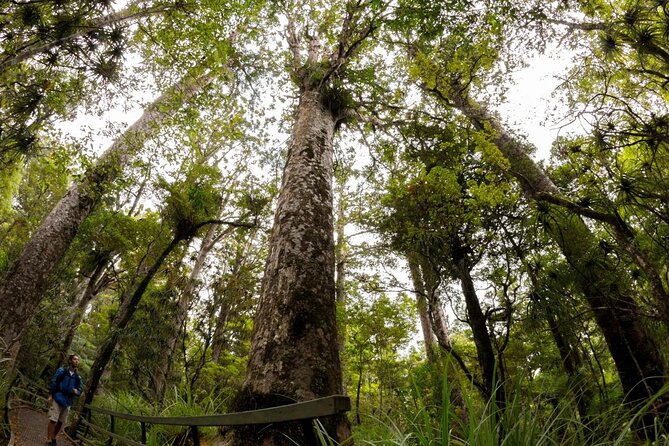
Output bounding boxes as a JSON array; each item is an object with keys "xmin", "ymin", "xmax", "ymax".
[
  {"xmin": 58, "ymin": 252, "xmax": 112, "ymax": 366},
  {"xmin": 0, "ymin": 71, "xmax": 213, "ymax": 360},
  {"xmin": 335, "ymin": 194, "xmax": 349, "ymax": 393},
  {"xmin": 223, "ymin": 89, "xmax": 349, "ymax": 445},
  {"xmin": 535, "ymin": 192, "xmax": 669, "ymax": 320},
  {"xmin": 210, "ymin": 232, "xmax": 254, "ymax": 363},
  {"xmin": 449, "ymin": 89, "xmax": 668, "ymax": 412}
]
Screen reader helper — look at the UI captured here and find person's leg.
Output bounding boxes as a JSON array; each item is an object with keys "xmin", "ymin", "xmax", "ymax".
[
  {"xmin": 47, "ymin": 400, "xmax": 60, "ymax": 443},
  {"xmin": 53, "ymin": 405, "xmax": 69, "ymax": 441},
  {"xmin": 47, "ymin": 420, "xmax": 56, "ymax": 441}
]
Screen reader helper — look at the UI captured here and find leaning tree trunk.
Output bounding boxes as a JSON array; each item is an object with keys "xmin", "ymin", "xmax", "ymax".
[
  {"xmin": 71, "ymin": 232, "xmax": 186, "ymax": 435},
  {"xmin": 151, "ymin": 221, "xmax": 221, "ymax": 401},
  {"xmin": 0, "ymin": 71, "xmax": 213, "ymax": 361},
  {"xmin": 454, "ymin": 248, "xmax": 505, "ymax": 408},
  {"xmin": 449, "ymin": 89, "xmax": 668, "ymax": 414},
  {"xmin": 57, "ymin": 252, "xmax": 112, "ymax": 365},
  {"xmin": 223, "ymin": 88, "xmax": 350, "ymax": 445}
]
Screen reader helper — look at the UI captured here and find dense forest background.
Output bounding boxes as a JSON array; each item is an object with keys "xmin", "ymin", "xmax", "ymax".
[{"xmin": 2, "ymin": 0, "xmax": 669, "ymax": 444}]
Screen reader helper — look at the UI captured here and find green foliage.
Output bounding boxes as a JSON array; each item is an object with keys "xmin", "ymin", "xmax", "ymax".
[
  {"xmin": 92, "ymin": 388, "xmax": 228, "ymax": 446},
  {"xmin": 157, "ymin": 164, "xmax": 223, "ymax": 239},
  {"xmin": 0, "ymin": 0, "xmax": 139, "ymax": 163},
  {"xmin": 353, "ymin": 371, "xmax": 669, "ymax": 445}
]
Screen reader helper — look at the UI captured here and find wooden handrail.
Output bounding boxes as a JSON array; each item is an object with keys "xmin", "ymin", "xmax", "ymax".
[{"xmin": 85, "ymin": 395, "xmax": 351, "ymax": 426}]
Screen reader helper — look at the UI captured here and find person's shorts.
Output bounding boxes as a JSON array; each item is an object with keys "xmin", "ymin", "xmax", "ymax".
[{"xmin": 48, "ymin": 399, "xmax": 69, "ymax": 423}]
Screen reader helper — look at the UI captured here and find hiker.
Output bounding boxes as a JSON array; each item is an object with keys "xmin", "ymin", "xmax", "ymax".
[{"xmin": 46, "ymin": 354, "xmax": 83, "ymax": 446}]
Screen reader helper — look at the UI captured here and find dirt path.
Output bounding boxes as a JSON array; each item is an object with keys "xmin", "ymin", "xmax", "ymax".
[{"xmin": 9, "ymin": 406, "xmax": 75, "ymax": 446}]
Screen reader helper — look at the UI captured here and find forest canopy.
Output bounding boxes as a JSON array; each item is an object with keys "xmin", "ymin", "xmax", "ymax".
[{"xmin": 2, "ymin": 0, "xmax": 669, "ymax": 445}]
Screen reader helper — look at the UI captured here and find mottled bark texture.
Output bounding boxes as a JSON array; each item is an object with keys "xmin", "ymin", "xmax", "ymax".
[
  {"xmin": 450, "ymin": 89, "xmax": 668, "ymax": 413},
  {"xmin": 223, "ymin": 90, "xmax": 350, "ymax": 445},
  {"xmin": 0, "ymin": 72, "xmax": 211, "ymax": 360}
]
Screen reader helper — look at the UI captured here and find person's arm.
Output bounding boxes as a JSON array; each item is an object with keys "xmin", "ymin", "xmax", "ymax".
[
  {"xmin": 74, "ymin": 375, "xmax": 83, "ymax": 396},
  {"xmin": 48, "ymin": 368, "xmax": 63, "ymax": 402}
]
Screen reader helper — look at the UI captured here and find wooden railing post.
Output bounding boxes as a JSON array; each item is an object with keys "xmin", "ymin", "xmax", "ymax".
[
  {"xmin": 141, "ymin": 421, "xmax": 147, "ymax": 445},
  {"xmin": 84, "ymin": 407, "xmax": 92, "ymax": 439},
  {"xmin": 108, "ymin": 414, "xmax": 115, "ymax": 446},
  {"xmin": 191, "ymin": 425, "xmax": 200, "ymax": 446}
]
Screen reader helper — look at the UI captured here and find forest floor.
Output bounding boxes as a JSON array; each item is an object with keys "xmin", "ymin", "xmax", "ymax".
[{"xmin": 8, "ymin": 406, "xmax": 74, "ymax": 446}]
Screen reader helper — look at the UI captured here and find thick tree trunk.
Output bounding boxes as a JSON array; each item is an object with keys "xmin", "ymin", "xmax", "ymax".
[
  {"xmin": 0, "ymin": 72, "xmax": 212, "ymax": 360},
  {"xmin": 223, "ymin": 89, "xmax": 350, "ymax": 445},
  {"xmin": 450, "ymin": 90, "xmax": 668, "ymax": 411}
]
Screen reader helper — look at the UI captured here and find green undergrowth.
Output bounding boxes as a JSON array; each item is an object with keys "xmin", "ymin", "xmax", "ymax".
[
  {"xmin": 92, "ymin": 387, "xmax": 228, "ymax": 446},
  {"xmin": 349, "ymin": 373, "xmax": 669, "ymax": 446}
]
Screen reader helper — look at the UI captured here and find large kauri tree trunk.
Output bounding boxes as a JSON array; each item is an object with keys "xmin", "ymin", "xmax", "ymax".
[{"xmin": 224, "ymin": 89, "xmax": 350, "ymax": 445}]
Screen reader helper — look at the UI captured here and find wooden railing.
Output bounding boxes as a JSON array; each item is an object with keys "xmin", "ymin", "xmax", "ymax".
[{"xmin": 78, "ymin": 395, "xmax": 351, "ymax": 446}]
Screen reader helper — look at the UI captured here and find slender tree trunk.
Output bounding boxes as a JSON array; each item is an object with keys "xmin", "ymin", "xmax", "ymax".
[
  {"xmin": 0, "ymin": 71, "xmax": 213, "ymax": 360},
  {"xmin": 71, "ymin": 233, "xmax": 185, "ymax": 434},
  {"xmin": 508, "ymin": 232, "xmax": 594, "ymax": 419},
  {"xmin": 335, "ymin": 195, "xmax": 349, "ymax": 393},
  {"xmin": 58, "ymin": 252, "xmax": 112, "ymax": 364},
  {"xmin": 412, "ymin": 253, "xmax": 471, "ymax": 423},
  {"xmin": 455, "ymin": 252, "xmax": 505, "ymax": 408},
  {"xmin": 406, "ymin": 252, "xmax": 438, "ymax": 364},
  {"xmin": 211, "ymin": 300, "xmax": 233, "ymax": 364},
  {"xmin": 223, "ymin": 89, "xmax": 349, "ymax": 445},
  {"xmin": 151, "ymin": 222, "xmax": 219, "ymax": 401},
  {"xmin": 449, "ymin": 90, "xmax": 668, "ymax": 414},
  {"xmin": 545, "ymin": 307, "xmax": 592, "ymax": 419},
  {"xmin": 210, "ymin": 243, "xmax": 249, "ymax": 363}
]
